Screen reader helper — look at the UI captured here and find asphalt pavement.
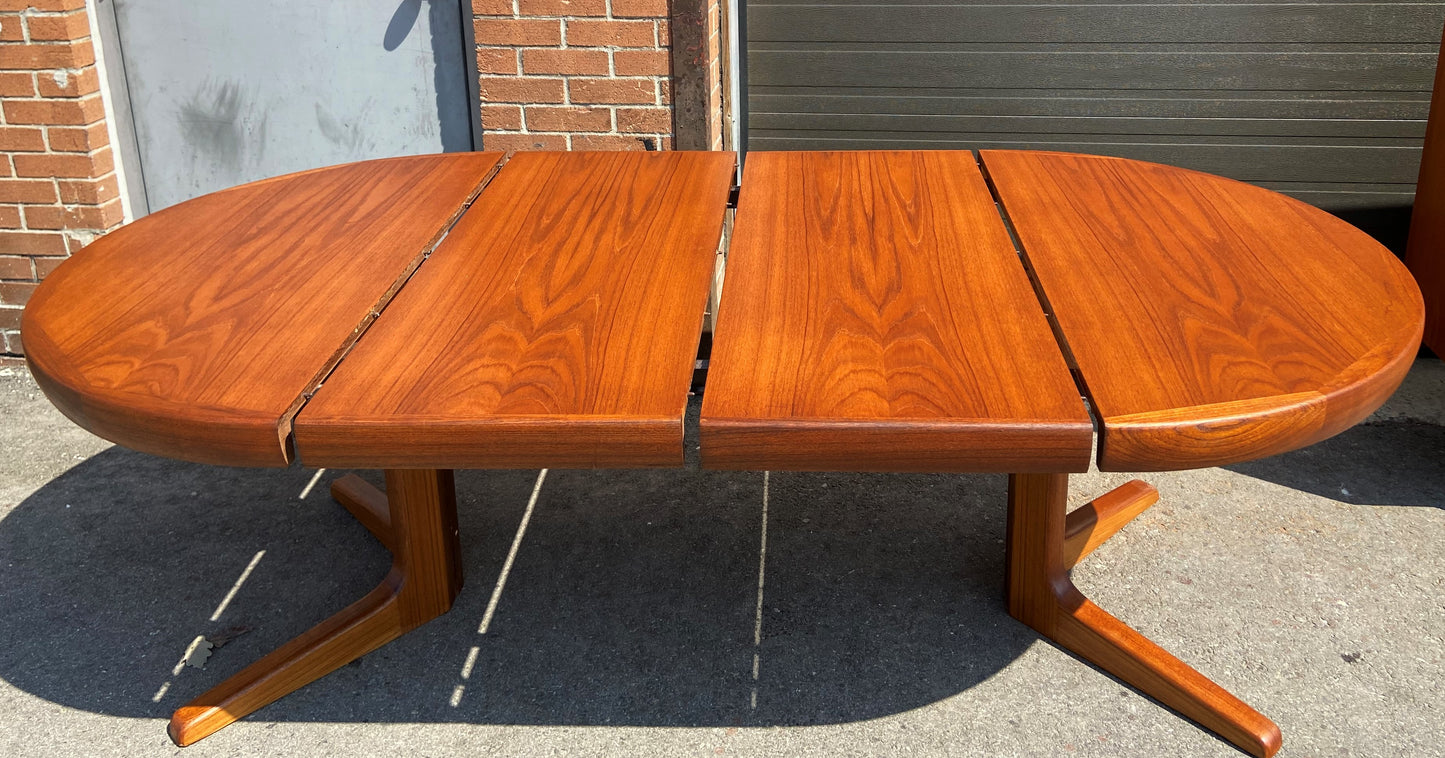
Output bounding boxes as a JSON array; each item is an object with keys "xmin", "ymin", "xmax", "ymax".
[{"xmin": 1, "ymin": 359, "xmax": 1441, "ymax": 758}]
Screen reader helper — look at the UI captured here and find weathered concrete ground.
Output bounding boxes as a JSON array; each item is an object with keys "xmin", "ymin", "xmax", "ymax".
[{"xmin": 1, "ymin": 360, "xmax": 1441, "ymax": 758}]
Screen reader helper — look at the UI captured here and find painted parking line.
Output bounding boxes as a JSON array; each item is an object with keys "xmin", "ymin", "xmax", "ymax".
[
  {"xmin": 752, "ymin": 471, "xmax": 770, "ymax": 709},
  {"xmin": 450, "ymin": 468, "xmax": 548, "ymax": 707}
]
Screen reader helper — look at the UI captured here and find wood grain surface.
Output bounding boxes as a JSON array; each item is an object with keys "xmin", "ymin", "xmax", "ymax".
[
  {"xmin": 294, "ymin": 151, "xmax": 735, "ymax": 468},
  {"xmin": 1405, "ymin": 23, "xmax": 1445, "ymax": 354},
  {"xmin": 699, "ymin": 150, "xmax": 1092, "ymax": 472},
  {"xmin": 982, "ymin": 150, "xmax": 1424, "ymax": 471},
  {"xmin": 22, "ymin": 153, "xmax": 504, "ymax": 467}
]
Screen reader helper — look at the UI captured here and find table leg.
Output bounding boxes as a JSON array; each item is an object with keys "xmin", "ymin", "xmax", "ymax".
[
  {"xmin": 331, "ymin": 473, "xmax": 395, "ymax": 552},
  {"xmin": 168, "ymin": 469, "xmax": 463, "ymax": 746},
  {"xmin": 1004, "ymin": 473, "xmax": 1282, "ymax": 758}
]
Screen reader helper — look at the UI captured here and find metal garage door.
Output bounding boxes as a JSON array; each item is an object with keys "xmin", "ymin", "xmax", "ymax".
[
  {"xmin": 745, "ymin": 0, "xmax": 1445, "ymax": 248},
  {"xmin": 96, "ymin": 0, "xmax": 479, "ymax": 215}
]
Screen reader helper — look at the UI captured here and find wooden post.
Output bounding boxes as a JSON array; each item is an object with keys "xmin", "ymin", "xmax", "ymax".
[
  {"xmin": 1405, "ymin": 24, "xmax": 1445, "ymax": 354},
  {"xmin": 671, "ymin": 0, "xmax": 714, "ymax": 150},
  {"xmin": 168, "ymin": 469, "xmax": 463, "ymax": 745}
]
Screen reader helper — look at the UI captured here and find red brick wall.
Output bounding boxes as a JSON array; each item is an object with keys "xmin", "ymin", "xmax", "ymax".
[
  {"xmin": 0, "ymin": 0, "xmax": 122, "ymax": 363},
  {"xmin": 474, "ymin": 0, "xmax": 722, "ymax": 151}
]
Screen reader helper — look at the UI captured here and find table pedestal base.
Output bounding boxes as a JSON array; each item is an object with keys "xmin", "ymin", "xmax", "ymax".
[
  {"xmin": 1005, "ymin": 473, "xmax": 1282, "ymax": 757},
  {"xmin": 168, "ymin": 469, "xmax": 463, "ymax": 746},
  {"xmin": 167, "ymin": 469, "xmax": 1281, "ymax": 752}
]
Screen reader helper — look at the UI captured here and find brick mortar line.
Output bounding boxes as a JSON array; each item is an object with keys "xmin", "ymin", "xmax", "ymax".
[
  {"xmin": 471, "ymin": 8, "xmax": 681, "ymax": 147},
  {"xmin": 0, "ymin": 32, "xmax": 94, "ymax": 46},
  {"xmin": 473, "ymin": 15, "xmax": 664, "ymax": 21},
  {"xmin": 486, "ymin": 128, "xmax": 671, "ymax": 135},
  {"xmin": 497, "ymin": 109, "xmax": 671, "ymax": 137},
  {"xmin": 1, "ymin": 98, "xmax": 105, "ymax": 113},
  {"xmin": 8, "ymin": 8, "xmax": 87, "ymax": 16}
]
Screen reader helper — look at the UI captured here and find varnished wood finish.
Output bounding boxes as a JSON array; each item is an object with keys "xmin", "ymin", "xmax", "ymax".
[
  {"xmin": 22, "ymin": 154, "xmax": 504, "ymax": 467},
  {"xmin": 1006, "ymin": 474, "xmax": 1282, "ymax": 758},
  {"xmin": 699, "ymin": 150, "xmax": 1092, "ymax": 472},
  {"xmin": 982, "ymin": 150, "xmax": 1424, "ymax": 471},
  {"xmin": 1405, "ymin": 24, "xmax": 1445, "ymax": 354},
  {"xmin": 1062, "ymin": 480, "xmax": 1158, "ymax": 568},
  {"xmin": 331, "ymin": 474, "xmax": 394, "ymax": 552},
  {"xmin": 169, "ymin": 469, "xmax": 462, "ymax": 745},
  {"xmin": 24, "ymin": 149, "xmax": 1416, "ymax": 754},
  {"xmin": 294, "ymin": 151, "xmax": 735, "ymax": 469}
]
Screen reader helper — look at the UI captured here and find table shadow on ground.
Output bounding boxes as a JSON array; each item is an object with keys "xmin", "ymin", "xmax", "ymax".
[
  {"xmin": 0, "ymin": 449, "xmax": 1031, "ymax": 728},
  {"xmin": 1224, "ymin": 418, "xmax": 1444, "ymax": 509}
]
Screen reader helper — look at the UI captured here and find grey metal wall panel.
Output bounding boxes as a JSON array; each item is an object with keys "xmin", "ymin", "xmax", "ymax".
[
  {"xmin": 743, "ymin": 136, "xmax": 1422, "ymax": 182},
  {"xmin": 749, "ymin": 88, "xmax": 1430, "ymax": 120},
  {"xmin": 745, "ymin": 0, "xmax": 1445, "ymax": 241},
  {"xmin": 750, "ymin": 4, "xmax": 1443, "ymax": 43},
  {"xmin": 110, "ymin": 0, "xmax": 474, "ymax": 212},
  {"xmin": 748, "ymin": 113, "xmax": 1427, "ymax": 139},
  {"xmin": 749, "ymin": 47, "xmax": 1438, "ymax": 92},
  {"xmin": 759, "ymin": 0, "xmax": 1442, "ymax": 6}
]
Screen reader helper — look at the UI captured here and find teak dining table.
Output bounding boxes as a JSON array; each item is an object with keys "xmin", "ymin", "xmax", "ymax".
[{"xmin": 21, "ymin": 149, "xmax": 1423, "ymax": 756}]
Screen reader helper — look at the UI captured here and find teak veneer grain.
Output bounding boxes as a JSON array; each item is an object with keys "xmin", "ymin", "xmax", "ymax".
[
  {"xmin": 22, "ymin": 153, "xmax": 504, "ymax": 467},
  {"xmin": 294, "ymin": 151, "xmax": 736, "ymax": 468},
  {"xmin": 700, "ymin": 150, "xmax": 1093, "ymax": 472},
  {"xmin": 981, "ymin": 150, "xmax": 1424, "ymax": 471}
]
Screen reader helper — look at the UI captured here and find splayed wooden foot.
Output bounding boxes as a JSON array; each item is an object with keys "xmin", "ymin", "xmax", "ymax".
[
  {"xmin": 1062, "ymin": 479, "xmax": 1158, "ymax": 567},
  {"xmin": 169, "ymin": 469, "xmax": 462, "ymax": 746},
  {"xmin": 1005, "ymin": 473, "xmax": 1281, "ymax": 758},
  {"xmin": 331, "ymin": 473, "xmax": 395, "ymax": 551}
]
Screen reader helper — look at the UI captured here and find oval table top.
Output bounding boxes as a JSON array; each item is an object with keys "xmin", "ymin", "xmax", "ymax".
[{"xmin": 23, "ymin": 149, "xmax": 1425, "ymax": 473}]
